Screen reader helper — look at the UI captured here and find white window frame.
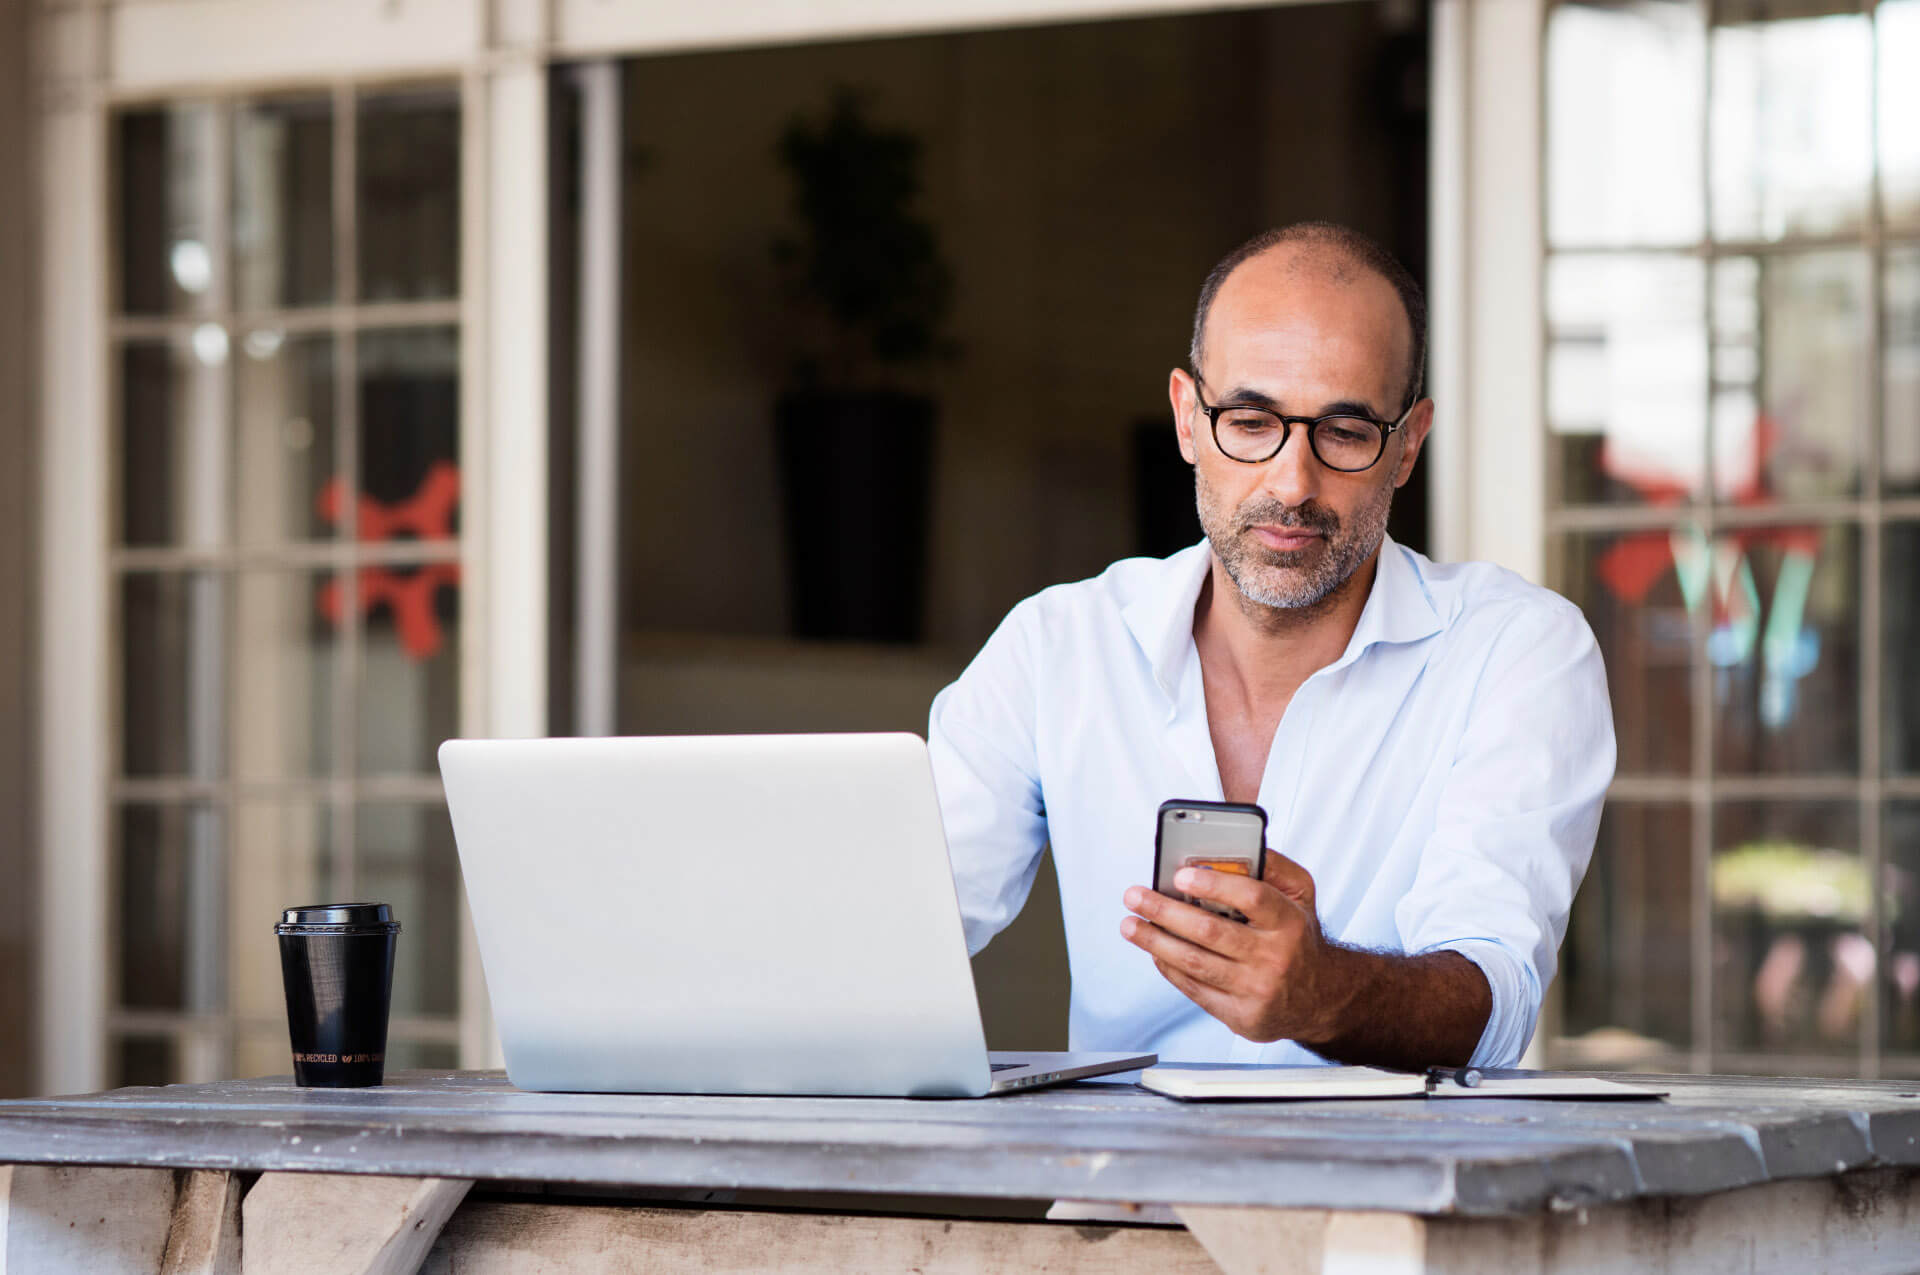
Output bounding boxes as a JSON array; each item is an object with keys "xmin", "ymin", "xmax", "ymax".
[{"xmin": 34, "ymin": 0, "xmax": 1534, "ymax": 1094}]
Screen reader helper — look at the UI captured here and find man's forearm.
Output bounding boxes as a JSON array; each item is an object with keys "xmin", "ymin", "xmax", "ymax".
[{"xmin": 1301, "ymin": 947, "xmax": 1492, "ymax": 1071}]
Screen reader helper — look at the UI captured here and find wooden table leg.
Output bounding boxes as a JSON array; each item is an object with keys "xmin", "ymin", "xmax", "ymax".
[
  {"xmin": 162, "ymin": 1169, "xmax": 242, "ymax": 1275},
  {"xmin": 0, "ymin": 1162, "xmax": 179, "ymax": 1274},
  {"xmin": 1179, "ymin": 1168, "xmax": 1920, "ymax": 1275},
  {"xmin": 240, "ymin": 1174, "xmax": 471, "ymax": 1275}
]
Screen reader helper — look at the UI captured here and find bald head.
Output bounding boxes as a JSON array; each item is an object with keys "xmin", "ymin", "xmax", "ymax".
[{"xmin": 1190, "ymin": 223, "xmax": 1426, "ymax": 412}]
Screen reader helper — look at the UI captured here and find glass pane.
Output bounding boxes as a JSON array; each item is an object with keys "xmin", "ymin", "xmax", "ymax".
[
  {"xmin": 235, "ymin": 331, "xmax": 337, "ymax": 544},
  {"xmin": 117, "ymin": 803, "xmax": 226, "ymax": 1014},
  {"xmin": 1889, "ymin": 247, "xmax": 1920, "ymax": 497},
  {"xmin": 354, "ymin": 803, "xmax": 460, "ymax": 1018},
  {"xmin": 1882, "ymin": 0, "xmax": 1920, "ymax": 229},
  {"xmin": 357, "ymin": 88, "xmax": 459, "ymax": 303},
  {"xmin": 385, "ymin": 1039, "xmax": 459, "ymax": 1073},
  {"xmin": 1712, "ymin": 800, "xmax": 1864, "ymax": 1059},
  {"xmin": 1548, "ymin": 254, "xmax": 1708, "ymax": 506},
  {"xmin": 1555, "ymin": 530, "xmax": 1696, "ymax": 775},
  {"xmin": 1711, "ymin": 252, "xmax": 1868, "ymax": 505},
  {"xmin": 1546, "ymin": 1, "xmax": 1703, "ymax": 247},
  {"xmin": 228, "ymin": 800, "xmax": 332, "ymax": 1034},
  {"xmin": 358, "ymin": 326, "xmax": 460, "ymax": 541},
  {"xmin": 122, "ymin": 572, "xmax": 227, "ymax": 779},
  {"xmin": 1709, "ymin": 11, "xmax": 1872, "ymax": 242},
  {"xmin": 233, "ymin": 96, "xmax": 334, "ymax": 310},
  {"xmin": 1888, "ymin": 801, "xmax": 1920, "ymax": 1054},
  {"xmin": 235, "ymin": 1028, "xmax": 291, "ymax": 1081},
  {"xmin": 231, "ymin": 572, "xmax": 335, "ymax": 779},
  {"xmin": 1711, "ymin": 525, "xmax": 1859, "ymax": 775},
  {"xmin": 1559, "ymin": 802, "xmax": 1695, "ymax": 1062},
  {"xmin": 119, "ymin": 334, "xmax": 232, "ymax": 548},
  {"xmin": 116, "ymin": 103, "xmax": 218, "ymax": 316},
  {"xmin": 356, "ymin": 565, "xmax": 459, "ymax": 775},
  {"xmin": 114, "ymin": 1035, "xmax": 179, "ymax": 1088},
  {"xmin": 1887, "ymin": 524, "xmax": 1920, "ymax": 775}
]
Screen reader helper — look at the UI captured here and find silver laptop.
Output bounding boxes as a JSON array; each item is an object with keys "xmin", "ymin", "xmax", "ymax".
[{"xmin": 438, "ymin": 733, "xmax": 1153, "ymax": 1096}]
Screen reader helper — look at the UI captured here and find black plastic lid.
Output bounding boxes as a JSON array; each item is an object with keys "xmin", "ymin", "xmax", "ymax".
[{"xmin": 276, "ymin": 902, "xmax": 399, "ymax": 931}]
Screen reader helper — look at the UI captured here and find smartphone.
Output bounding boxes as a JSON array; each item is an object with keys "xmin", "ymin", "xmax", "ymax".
[{"xmin": 1153, "ymin": 799, "xmax": 1269, "ymax": 921}]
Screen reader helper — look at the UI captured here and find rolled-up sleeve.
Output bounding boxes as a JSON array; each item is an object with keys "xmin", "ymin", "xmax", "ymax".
[
  {"xmin": 928, "ymin": 601, "xmax": 1050, "ymax": 956},
  {"xmin": 1395, "ymin": 599, "xmax": 1616, "ymax": 1068}
]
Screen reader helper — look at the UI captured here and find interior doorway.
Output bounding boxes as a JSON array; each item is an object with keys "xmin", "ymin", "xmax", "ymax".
[{"xmin": 550, "ymin": 1, "xmax": 1431, "ymax": 1047}]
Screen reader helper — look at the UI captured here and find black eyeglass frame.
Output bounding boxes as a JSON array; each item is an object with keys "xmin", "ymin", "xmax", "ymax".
[{"xmin": 1189, "ymin": 371, "xmax": 1419, "ymax": 472}]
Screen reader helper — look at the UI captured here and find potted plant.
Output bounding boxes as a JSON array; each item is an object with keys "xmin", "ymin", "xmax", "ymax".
[{"xmin": 772, "ymin": 88, "xmax": 954, "ymax": 643}]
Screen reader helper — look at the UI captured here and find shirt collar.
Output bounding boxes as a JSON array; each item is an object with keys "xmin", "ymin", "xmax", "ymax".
[{"xmin": 1122, "ymin": 535, "xmax": 1444, "ymax": 703}]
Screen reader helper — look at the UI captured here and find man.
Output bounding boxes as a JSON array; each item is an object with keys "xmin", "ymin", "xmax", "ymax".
[{"xmin": 928, "ymin": 222, "xmax": 1614, "ymax": 1070}]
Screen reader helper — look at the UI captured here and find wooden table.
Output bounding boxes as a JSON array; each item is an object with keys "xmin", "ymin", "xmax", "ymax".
[{"xmin": 3, "ymin": 1069, "xmax": 1920, "ymax": 1273}]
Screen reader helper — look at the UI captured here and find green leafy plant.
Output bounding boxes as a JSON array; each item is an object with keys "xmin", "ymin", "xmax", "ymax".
[{"xmin": 773, "ymin": 89, "xmax": 955, "ymax": 392}]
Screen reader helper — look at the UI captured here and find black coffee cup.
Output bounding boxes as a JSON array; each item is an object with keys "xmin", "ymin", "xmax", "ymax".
[{"xmin": 275, "ymin": 903, "xmax": 401, "ymax": 1087}]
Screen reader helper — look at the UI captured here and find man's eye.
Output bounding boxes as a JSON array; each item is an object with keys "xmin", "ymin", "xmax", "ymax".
[{"xmin": 1221, "ymin": 412, "xmax": 1278, "ymax": 431}]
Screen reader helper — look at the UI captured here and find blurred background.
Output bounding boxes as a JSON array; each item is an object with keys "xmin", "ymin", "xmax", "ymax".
[{"xmin": 0, "ymin": 0, "xmax": 1915, "ymax": 1098}]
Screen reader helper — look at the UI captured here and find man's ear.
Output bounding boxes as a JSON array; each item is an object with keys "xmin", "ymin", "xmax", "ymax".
[
  {"xmin": 1170, "ymin": 368, "xmax": 1199, "ymax": 465},
  {"xmin": 1392, "ymin": 399, "xmax": 1434, "ymax": 489}
]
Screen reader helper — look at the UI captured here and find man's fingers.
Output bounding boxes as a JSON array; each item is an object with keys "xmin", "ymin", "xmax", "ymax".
[
  {"xmin": 1120, "ymin": 915, "xmax": 1239, "ymax": 991},
  {"xmin": 1154, "ymin": 959, "xmax": 1240, "ymax": 1024},
  {"xmin": 1260, "ymin": 850, "xmax": 1316, "ymax": 909},
  {"xmin": 1124, "ymin": 886, "xmax": 1256, "ymax": 957},
  {"xmin": 1169, "ymin": 866, "xmax": 1289, "ymax": 929}
]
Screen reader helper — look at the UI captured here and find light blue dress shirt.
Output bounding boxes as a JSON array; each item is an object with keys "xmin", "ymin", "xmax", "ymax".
[{"xmin": 927, "ymin": 537, "xmax": 1616, "ymax": 1068}]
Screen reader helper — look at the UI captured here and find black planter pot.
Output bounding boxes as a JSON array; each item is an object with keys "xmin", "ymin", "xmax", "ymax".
[{"xmin": 775, "ymin": 390, "xmax": 935, "ymax": 643}]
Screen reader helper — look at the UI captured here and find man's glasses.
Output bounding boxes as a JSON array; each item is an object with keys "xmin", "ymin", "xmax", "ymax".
[{"xmin": 1190, "ymin": 373, "xmax": 1415, "ymax": 472}]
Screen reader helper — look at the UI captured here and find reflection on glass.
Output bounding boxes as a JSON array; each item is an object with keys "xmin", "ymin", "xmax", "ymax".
[
  {"xmin": 356, "ymin": 568, "xmax": 459, "ymax": 776},
  {"xmin": 1712, "ymin": 802, "xmax": 1862, "ymax": 1058},
  {"xmin": 114, "ymin": 1036, "xmax": 179, "ymax": 1088},
  {"xmin": 1887, "ymin": 802, "xmax": 1920, "ymax": 1053},
  {"xmin": 120, "ymin": 336, "xmax": 231, "ymax": 548},
  {"xmin": 116, "ymin": 103, "xmax": 218, "ymax": 316},
  {"xmin": 1887, "ymin": 525, "xmax": 1920, "ymax": 775},
  {"xmin": 228, "ymin": 801, "xmax": 331, "ymax": 1051},
  {"xmin": 117, "ymin": 803, "xmax": 226, "ymax": 1014},
  {"xmin": 1712, "ymin": 525, "xmax": 1858, "ymax": 775},
  {"xmin": 354, "ymin": 803, "xmax": 461, "ymax": 1018},
  {"xmin": 1556, "ymin": 531, "xmax": 1695, "ymax": 775},
  {"xmin": 122, "ymin": 572, "xmax": 227, "ymax": 778},
  {"xmin": 1888, "ymin": 248, "xmax": 1920, "ymax": 496},
  {"xmin": 1882, "ymin": 0, "xmax": 1920, "ymax": 228},
  {"xmin": 1559, "ymin": 803, "xmax": 1694, "ymax": 1064},
  {"xmin": 358, "ymin": 326, "xmax": 460, "ymax": 537},
  {"xmin": 1711, "ymin": 252, "xmax": 1868, "ymax": 504},
  {"xmin": 1710, "ymin": 11, "xmax": 1871, "ymax": 242},
  {"xmin": 1546, "ymin": 1, "xmax": 1703, "ymax": 247},
  {"xmin": 357, "ymin": 88, "xmax": 460, "ymax": 303},
  {"xmin": 1548, "ymin": 255, "xmax": 1707, "ymax": 506},
  {"xmin": 233, "ymin": 97, "xmax": 334, "ymax": 311},
  {"xmin": 235, "ymin": 333, "xmax": 337, "ymax": 543},
  {"xmin": 230, "ymin": 573, "xmax": 335, "ymax": 779}
]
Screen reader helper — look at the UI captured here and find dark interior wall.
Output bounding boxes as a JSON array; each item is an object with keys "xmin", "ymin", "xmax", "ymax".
[
  {"xmin": 0, "ymin": 0, "xmax": 39, "ymax": 1098},
  {"xmin": 616, "ymin": 3, "xmax": 1427, "ymax": 654}
]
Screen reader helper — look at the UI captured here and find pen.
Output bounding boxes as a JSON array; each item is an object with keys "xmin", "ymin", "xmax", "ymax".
[{"xmin": 1426, "ymin": 1066, "xmax": 1483, "ymax": 1088}]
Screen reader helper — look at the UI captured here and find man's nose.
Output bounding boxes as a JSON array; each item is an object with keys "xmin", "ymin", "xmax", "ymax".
[{"xmin": 1256, "ymin": 428, "xmax": 1322, "ymax": 508}]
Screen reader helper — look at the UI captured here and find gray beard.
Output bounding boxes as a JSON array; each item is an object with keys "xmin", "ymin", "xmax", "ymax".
[{"xmin": 1196, "ymin": 473, "xmax": 1393, "ymax": 614}]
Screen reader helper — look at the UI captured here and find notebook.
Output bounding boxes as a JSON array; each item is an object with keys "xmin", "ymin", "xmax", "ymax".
[{"xmin": 1139, "ymin": 1064, "xmax": 1665, "ymax": 1102}]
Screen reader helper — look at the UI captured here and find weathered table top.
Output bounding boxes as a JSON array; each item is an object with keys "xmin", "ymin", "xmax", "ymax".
[{"xmin": 3, "ymin": 1070, "xmax": 1919, "ymax": 1217}]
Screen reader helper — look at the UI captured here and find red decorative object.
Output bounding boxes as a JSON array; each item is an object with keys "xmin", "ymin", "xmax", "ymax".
[
  {"xmin": 316, "ymin": 461, "xmax": 461, "ymax": 661},
  {"xmin": 1594, "ymin": 415, "xmax": 1821, "ymax": 617}
]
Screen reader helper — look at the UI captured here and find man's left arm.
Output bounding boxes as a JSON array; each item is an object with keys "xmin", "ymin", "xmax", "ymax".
[{"xmin": 1123, "ymin": 598, "xmax": 1616, "ymax": 1069}]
